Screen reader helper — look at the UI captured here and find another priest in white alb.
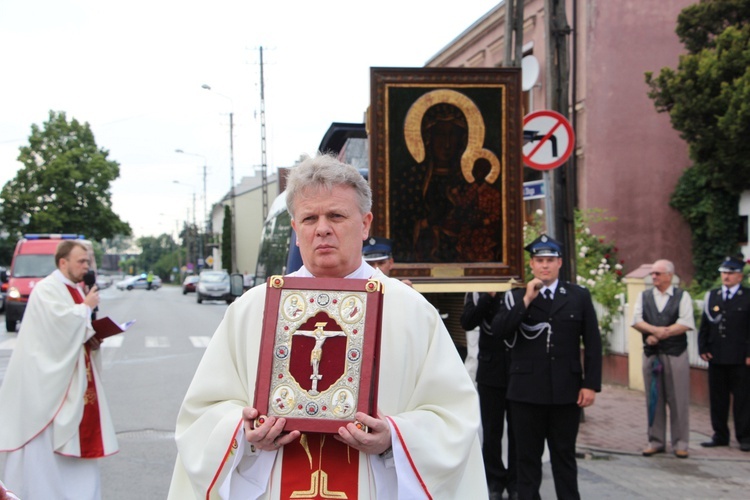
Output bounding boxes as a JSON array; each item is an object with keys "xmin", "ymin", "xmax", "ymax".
[
  {"xmin": 0, "ymin": 240, "xmax": 118, "ymax": 499},
  {"xmin": 168, "ymin": 152, "xmax": 487, "ymax": 499}
]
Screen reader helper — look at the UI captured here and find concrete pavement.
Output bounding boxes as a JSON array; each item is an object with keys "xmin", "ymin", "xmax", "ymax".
[
  {"xmin": 577, "ymin": 383, "xmax": 749, "ymax": 460},
  {"xmin": 467, "ymin": 329, "xmax": 750, "ymax": 499},
  {"xmin": 546, "ymin": 383, "xmax": 750, "ymax": 499}
]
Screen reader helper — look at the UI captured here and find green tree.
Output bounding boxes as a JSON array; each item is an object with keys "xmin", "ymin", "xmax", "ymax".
[
  {"xmin": 0, "ymin": 235, "xmax": 15, "ymax": 266},
  {"xmin": 645, "ymin": 0, "xmax": 750, "ymax": 286},
  {"xmin": 119, "ymin": 257, "xmax": 137, "ymax": 275},
  {"xmin": 0, "ymin": 110, "xmax": 131, "ymax": 242},
  {"xmin": 136, "ymin": 234, "xmax": 178, "ymax": 278},
  {"xmin": 222, "ymin": 205, "xmax": 232, "ymax": 272}
]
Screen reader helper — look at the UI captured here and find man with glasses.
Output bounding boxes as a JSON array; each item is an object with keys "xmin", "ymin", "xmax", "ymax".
[
  {"xmin": 698, "ymin": 255, "xmax": 750, "ymax": 452},
  {"xmin": 633, "ymin": 259, "xmax": 695, "ymax": 458}
]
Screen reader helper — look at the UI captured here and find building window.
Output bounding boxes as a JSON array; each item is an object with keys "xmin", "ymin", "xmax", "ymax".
[{"xmin": 739, "ymin": 215, "xmax": 748, "ymax": 245}]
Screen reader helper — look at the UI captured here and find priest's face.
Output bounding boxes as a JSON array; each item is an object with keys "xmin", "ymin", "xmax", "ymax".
[
  {"xmin": 60, "ymin": 245, "xmax": 91, "ymax": 283},
  {"xmin": 292, "ymin": 184, "xmax": 372, "ymax": 278}
]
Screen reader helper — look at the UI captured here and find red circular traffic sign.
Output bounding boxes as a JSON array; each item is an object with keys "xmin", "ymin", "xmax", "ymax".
[{"xmin": 522, "ymin": 110, "xmax": 575, "ymax": 171}]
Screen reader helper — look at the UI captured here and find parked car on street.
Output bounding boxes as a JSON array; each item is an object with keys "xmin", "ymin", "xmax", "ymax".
[
  {"xmin": 96, "ymin": 275, "xmax": 113, "ymax": 290},
  {"xmin": 0, "ymin": 266, "xmax": 7, "ymax": 314},
  {"xmin": 182, "ymin": 275, "xmax": 200, "ymax": 294},
  {"xmin": 196, "ymin": 270, "xmax": 232, "ymax": 304},
  {"xmin": 116, "ymin": 274, "xmax": 162, "ymax": 291}
]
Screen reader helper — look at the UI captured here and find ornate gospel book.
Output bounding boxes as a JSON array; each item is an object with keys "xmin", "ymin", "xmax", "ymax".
[{"xmin": 253, "ymin": 276, "xmax": 384, "ymax": 433}]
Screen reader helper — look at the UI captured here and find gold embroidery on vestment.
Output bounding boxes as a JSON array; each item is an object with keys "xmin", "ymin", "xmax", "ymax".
[{"xmin": 291, "ymin": 434, "xmax": 349, "ymax": 499}]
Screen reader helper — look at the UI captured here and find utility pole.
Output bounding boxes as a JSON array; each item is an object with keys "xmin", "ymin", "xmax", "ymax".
[
  {"xmin": 504, "ymin": 0, "xmax": 524, "ymax": 68},
  {"xmin": 202, "ymin": 163, "xmax": 208, "ymax": 238},
  {"xmin": 229, "ymin": 111, "xmax": 237, "ymax": 273},
  {"xmin": 200, "ymin": 84, "xmax": 237, "ymax": 273},
  {"xmin": 545, "ymin": 0, "xmax": 576, "ymax": 281},
  {"xmin": 259, "ymin": 46, "xmax": 269, "ymax": 220},
  {"xmin": 174, "ymin": 149, "xmax": 208, "ymax": 268}
]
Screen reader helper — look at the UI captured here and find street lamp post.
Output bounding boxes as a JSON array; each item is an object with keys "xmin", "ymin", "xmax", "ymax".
[
  {"xmin": 173, "ymin": 180, "xmax": 201, "ymax": 271},
  {"xmin": 175, "ymin": 148, "xmax": 209, "ymax": 254},
  {"xmin": 202, "ymin": 83, "xmax": 237, "ymax": 273}
]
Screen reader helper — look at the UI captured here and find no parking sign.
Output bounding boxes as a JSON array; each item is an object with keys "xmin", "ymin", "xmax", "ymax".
[{"xmin": 522, "ymin": 110, "xmax": 575, "ymax": 171}]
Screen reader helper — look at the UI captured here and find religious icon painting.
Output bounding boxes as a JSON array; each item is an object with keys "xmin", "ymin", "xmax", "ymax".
[
  {"xmin": 253, "ymin": 276, "xmax": 384, "ymax": 433},
  {"xmin": 369, "ymin": 67, "xmax": 525, "ymax": 283}
]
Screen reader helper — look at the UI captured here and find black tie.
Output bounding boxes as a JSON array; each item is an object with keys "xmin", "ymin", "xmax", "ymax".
[
  {"xmin": 544, "ymin": 289, "xmax": 553, "ymax": 300},
  {"xmin": 724, "ymin": 289, "xmax": 730, "ymax": 302}
]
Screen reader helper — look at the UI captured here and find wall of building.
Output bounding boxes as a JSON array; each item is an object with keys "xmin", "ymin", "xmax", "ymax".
[
  {"xmin": 235, "ymin": 176, "xmax": 279, "ymax": 276},
  {"xmin": 210, "ymin": 174, "xmax": 279, "ymax": 274},
  {"xmin": 581, "ymin": 0, "xmax": 695, "ymax": 279},
  {"xmin": 739, "ymin": 191, "xmax": 750, "ymax": 258},
  {"xmin": 426, "ymin": 0, "xmax": 697, "ymax": 280}
]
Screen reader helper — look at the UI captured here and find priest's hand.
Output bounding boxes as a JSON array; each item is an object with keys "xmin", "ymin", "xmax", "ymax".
[
  {"xmin": 335, "ymin": 412, "xmax": 391, "ymax": 456},
  {"xmin": 86, "ymin": 336, "xmax": 102, "ymax": 351},
  {"xmin": 242, "ymin": 407, "xmax": 300, "ymax": 451},
  {"xmin": 84, "ymin": 284, "xmax": 100, "ymax": 309}
]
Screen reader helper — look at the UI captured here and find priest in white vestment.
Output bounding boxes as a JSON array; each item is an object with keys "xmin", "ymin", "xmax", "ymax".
[
  {"xmin": 168, "ymin": 153, "xmax": 487, "ymax": 499},
  {"xmin": 0, "ymin": 240, "xmax": 119, "ymax": 499}
]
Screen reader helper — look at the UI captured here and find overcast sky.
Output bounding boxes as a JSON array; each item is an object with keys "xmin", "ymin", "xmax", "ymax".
[{"xmin": 0, "ymin": 0, "xmax": 500, "ymax": 238}]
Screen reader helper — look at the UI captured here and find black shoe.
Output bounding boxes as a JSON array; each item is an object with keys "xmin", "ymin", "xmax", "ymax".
[
  {"xmin": 740, "ymin": 443, "xmax": 750, "ymax": 452},
  {"xmin": 700, "ymin": 440, "xmax": 729, "ymax": 448}
]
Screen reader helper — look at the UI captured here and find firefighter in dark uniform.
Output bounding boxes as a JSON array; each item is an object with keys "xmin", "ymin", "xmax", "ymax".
[
  {"xmin": 461, "ymin": 291, "xmax": 516, "ymax": 500},
  {"xmin": 698, "ymin": 255, "xmax": 750, "ymax": 452},
  {"xmin": 492, "ymin": 234, "xmax": 602, "ymax": 500},
  {"xmin": 362, "ymin": 237, "xmax": 395, "ymax": 276}
]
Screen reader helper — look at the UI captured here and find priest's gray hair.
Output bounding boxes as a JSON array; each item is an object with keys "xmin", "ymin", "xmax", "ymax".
[{"xmin": 285, "ymin": 152, "xmax": 372, "ymax": 218}]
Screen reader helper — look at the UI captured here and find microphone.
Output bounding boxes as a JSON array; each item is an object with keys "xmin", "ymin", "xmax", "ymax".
[
  {"xmin": 533, "ymin": 282, "xmax": 543, "ymax": 291},
  {"xmin": 83, "ymin": 270, "xmax": 99, "ymax": 319},
  {"xmin": 83, "ymin": 270, "xmax": 97, "ymax": 289}
]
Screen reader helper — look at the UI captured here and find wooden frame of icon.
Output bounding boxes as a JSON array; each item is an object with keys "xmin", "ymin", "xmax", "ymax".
[{"xmin": 369, "ymin": 67, "xmax": 524, "ymax": 283}]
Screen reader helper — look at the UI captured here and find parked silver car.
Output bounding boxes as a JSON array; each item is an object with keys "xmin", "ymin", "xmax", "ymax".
[
  {"xmin": 116, "ymin": 274, "xmax": 162, "ymax": 291},
  {"xmin": 196, "ymin": 270, "xmax": 233, "ymax": 304}
]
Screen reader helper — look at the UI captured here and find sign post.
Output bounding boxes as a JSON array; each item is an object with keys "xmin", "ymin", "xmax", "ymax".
[
  {"xmin": 523, "ymin": 111, "xmax": 576, "ymax": 277},
  {"xmin": 522, "ymin": 110, "xmax": 575, "ymax": 171}
]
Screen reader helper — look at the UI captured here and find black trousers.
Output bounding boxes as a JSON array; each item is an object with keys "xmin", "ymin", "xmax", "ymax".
[
  {"xmin": 510, "ymin": 400, "xmax": 581, "ymax": 500},
  {"xmin": 478, "ymin": 383, "xmax": 516, "ymax": 494},
  {"xmin": 708, "ymin": 362, "xmax": 750, "ymax": 445}
]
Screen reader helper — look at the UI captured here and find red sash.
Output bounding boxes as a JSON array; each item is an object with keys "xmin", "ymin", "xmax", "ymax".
[
  {"xmin": 65, "ymin": 284, "xmax": 105, "ymax": 457},
  {"xmin": 280, "ymin": 433, "xmax": 359, "ymax": 499}
]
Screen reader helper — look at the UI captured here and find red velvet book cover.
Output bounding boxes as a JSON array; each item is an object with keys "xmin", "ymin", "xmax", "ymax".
[
  {"xmin": 253, "ymin": 276, "xmax": 384, "ymax": 433},
  {"xmin": 92, "ymin": 317, "xmax": 136, "ymax": 341}
]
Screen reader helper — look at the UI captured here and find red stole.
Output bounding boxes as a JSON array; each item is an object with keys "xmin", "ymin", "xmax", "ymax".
[
  {"xmin": 65, "ymin": 284, "xmax": 105, "ymax": 457},
  {"xmin": 281, "ymin": 433, "xmax": 359, "ymax": 499}
]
